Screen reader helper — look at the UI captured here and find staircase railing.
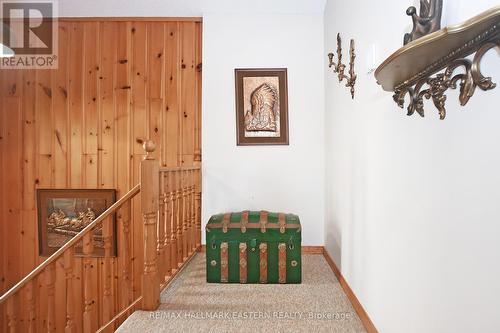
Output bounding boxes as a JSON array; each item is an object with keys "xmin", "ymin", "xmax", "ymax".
[{"xmin": 0, "ymin": 140, "xmax": 202, "ymax": 332}]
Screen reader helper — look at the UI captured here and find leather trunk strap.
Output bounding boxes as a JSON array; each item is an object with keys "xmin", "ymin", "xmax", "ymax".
[
  {"xmin": 222, "ymin": 213, "xmax": 231, "ymax": 233},
  {"xmin": 278, "ymin": 213, "xmax": 286, "ymax": 234},
  {"xmin": 241, "ymin": 211, "xmax": 249, "ymax": 233},
  {"xmin": 260, "ymin": 211, "xmax": 268, "ymax": 233},
  {"xmin": 220, "ymin": 242, "xmax": 229, "ymax": 282},
  {"xmin": 278, "ymin": 243, "xmax": 287, "ymax": 283},
  {"xmin": 259, "ymin": 242, "xmax": 268, "ymax": 283},
  {"xmin": 206, "ymin": 222, "xmax": 300, "ymax": 230},
  {"xmin": 239, "ymin": 243, "xmax": 247, "ymax": 283}
]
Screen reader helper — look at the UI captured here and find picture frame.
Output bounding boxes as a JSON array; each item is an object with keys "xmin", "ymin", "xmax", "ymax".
[
  {"xmin": 235, "ymin": 68, "xmax": 289, "ymax": 145},
  {"xmin": 36, "ymin": 189, "xmax": 117, "ymax": 257}
]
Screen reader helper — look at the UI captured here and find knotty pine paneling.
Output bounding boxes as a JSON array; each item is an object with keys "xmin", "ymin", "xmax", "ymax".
[{"xmin": 0, "ymin": 19, "xmax": 202, "ymax": 332}]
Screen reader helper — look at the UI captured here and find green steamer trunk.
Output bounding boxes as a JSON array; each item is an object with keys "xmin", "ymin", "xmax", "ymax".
[{"xmin": 206, "ymin": 211, "xmax": 302, "ymax": 284}]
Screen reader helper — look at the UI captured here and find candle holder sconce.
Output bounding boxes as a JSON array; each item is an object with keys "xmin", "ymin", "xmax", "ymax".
[{"xmin": 327, "ymin": 33, "xmax": 357, "ymax": 99}]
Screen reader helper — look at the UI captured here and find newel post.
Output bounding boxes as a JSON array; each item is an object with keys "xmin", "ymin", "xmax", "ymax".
[{"xmin": 141, "ymin": 140, "xmax": 160, "ymax": 310}]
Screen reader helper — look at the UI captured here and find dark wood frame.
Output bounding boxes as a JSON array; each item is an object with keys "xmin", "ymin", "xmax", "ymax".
[
  {"xmin": 36, "ymin": 189, "xmax": 117, "ymax": 257},
  {"xmin": 235, "ymin": 68, "xmax": 289, "ymax": 145}
]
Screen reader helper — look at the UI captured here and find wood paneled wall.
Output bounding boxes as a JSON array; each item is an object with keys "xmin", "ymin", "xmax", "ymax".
[{"xmin": 0, "ymin": 18, "xmax": 202, "ymax": 332}]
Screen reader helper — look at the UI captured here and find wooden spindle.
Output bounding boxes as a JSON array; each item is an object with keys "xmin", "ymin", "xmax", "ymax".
[
  {"xmin": 82, "ymin": 232, "xmax": 94, "ymax": 333},
  {"xmin": 158, "ymin": 173, "xmax": 167, "ymax": 284},
  {"xmin": 164, "ymin": 172, "xmax": 172, "ymax": 276},
  {"xmin": 26, "ymin": 279, "xmax": 36, "ymax": 333},
  {"xmin": 176, "ymin": 171, "xmax": 183, "ymax": 266},
  {"xmin": 182, "ymin": 170, "xmax": 188, "ymax": 261},
  {"xmin": 190, "ymin": 169, "xmax": 196, "ymax": 253},
  {"xmin": 170, "ymin": 171, "xmax": 179, "ymax": 271},
  {"xmin": 102, "ymin": 217, "xmax": 113, "ymax": 324},
  {"xmin": 193, "ymin": 152, "xmax": 202, "ymax": 248},
  {"xmin": 140, "ymin": 140, "xmax": 160, "ymax": 310},
  {"xmin": 185, "ymin": 170, "xmax": 191, "ymax": 255},
  {"xmin": 46, "ymin": 263, "xmax": 56, "ymax": 333},
  {"xmin": 184, "ymin": 169, "xmax": 191, "ymax": 256},
  {"xmin": 6, "ymin": 295, "xmax": 17, "ymax": 333},
  {"xmin": 119, "ymin": 202, "xmax": 132, "ymax": 309},
  {"xmin": 64, "ymin": 247, "xmax": 75, "ymax": 333},
  {"xmin": 195, "ymin": 168, "xmax": 202, "ymax": 247}
]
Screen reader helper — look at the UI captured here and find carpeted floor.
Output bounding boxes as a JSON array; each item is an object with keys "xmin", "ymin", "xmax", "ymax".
[{"xmin": 117, "ymin": 253, "xmax": 366, "ymax": 333}]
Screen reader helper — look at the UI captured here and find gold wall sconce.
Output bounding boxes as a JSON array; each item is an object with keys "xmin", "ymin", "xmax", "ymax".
[{"xmin": 327, "ymin": 33, "xmax": 357, "ymax": 99}]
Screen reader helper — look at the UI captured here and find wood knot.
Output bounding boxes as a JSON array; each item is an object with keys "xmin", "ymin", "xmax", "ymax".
[{"xmin": 9, "ymin": 84, "xmax": 16, "ymax": 95}]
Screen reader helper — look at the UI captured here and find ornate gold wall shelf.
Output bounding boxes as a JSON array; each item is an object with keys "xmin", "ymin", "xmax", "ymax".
[{"xmin": 375, "ymin": 6, "xmax": 500, "ymax": 119}]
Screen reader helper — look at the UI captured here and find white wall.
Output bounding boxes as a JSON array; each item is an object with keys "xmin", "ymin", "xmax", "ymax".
[
  {"xmin": 58, "ymin": 0, "xmax": 327, "ymax": 245},
  {"xmin": 58, "ymin": 0, "xmax": 325, "ymax": 17},
  {"xmin": 202, "ymin": 12, "xmax": 325, "ymax": 245},
  {"xmin": 324, "ymin": 1, "xmax": 500, "ymax": 332}
]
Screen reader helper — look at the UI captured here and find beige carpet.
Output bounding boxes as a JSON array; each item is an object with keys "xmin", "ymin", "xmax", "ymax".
[{"xmin": 117, "ymin": 253, "xmax": 366, "ymax": 333}]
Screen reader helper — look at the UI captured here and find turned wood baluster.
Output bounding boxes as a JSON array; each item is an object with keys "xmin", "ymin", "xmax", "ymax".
[
  {"xmin": 140, "ymin": 140, "xmax": 160, "ymax": 310},
  {"xmin": 176, "ymin": 171, "xmax": 183, "ymax": 266},
  {"xmin": 102, "ymin": 216, "xmax": 113, "ymax": 324},
  {"xmin": 190, "ymin": 169, "xmax": 196, "ymax": 253},
  {"xmin": 157, "ymin": 173, "xmax": 167, "ymax": 284},
  {"xmin": 6, "ymin": 295, "xmax": 17, "ymax": 333},
  {"xmin": 185, "ymin": 169, "xmax": 191, "ymax": 256},
  {"xmin": 170, "ymin": 171, "xmax": 179, "ymax": 271},
  {"xmin": 185, "ymin": 170, "xmax": 191, "ymax": 255},
  {"xmin": 195, "ymin": 169, "xmax": 202, "ymax": 247},
  {"xmin": 164, "ymin": 171, "xmax": 172, "ymax": 276},
  {"xmin": 26, "ymin": 279, "xmax": 36, "ymax": 333},
  {"xmin": 182, "ymin": 170, "xmax": 189, "ymax": 260},
  {"xmin": 82, "ymin": 232, "xmax": 94, "ymax": 333},
  {"xmin": 120, "ymin": 202, "xmax": 132, "ymax": 309},
  {"xmin": 64, "ymin": 248, "xmax": 75, "ymax": 333},
  {"xmin": 46, "ymin": 263, "xmax": 56, "ymax": 333},
  {"xmin": 193, "ymin": 152, "xmax": 202, "ymax": 247}
]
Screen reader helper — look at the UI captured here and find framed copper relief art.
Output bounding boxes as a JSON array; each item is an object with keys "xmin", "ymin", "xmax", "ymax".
[
  {"xmin": 37, "ymin": 189, "xmax": 117, "ymax": 257},
  {"xmin": 235, "ymin": 68, "xmax": 289, "ymax": 145}
]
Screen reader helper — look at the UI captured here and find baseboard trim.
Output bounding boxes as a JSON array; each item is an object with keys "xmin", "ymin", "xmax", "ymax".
[
  {"xmin": 199, "ymin": 245, "xmax": 323, "ymax": 254},
  {"xmin": 322, "ymin": 248, "xmax": 378, "ymax": 333},
  {"xmin": 302, "ymin": 246, "xmax": 324, "ymax": 254}
]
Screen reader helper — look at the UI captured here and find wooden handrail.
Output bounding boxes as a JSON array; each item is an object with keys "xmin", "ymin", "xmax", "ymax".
[
  {"xmin": 95, "ymin": 297, "xmax": 143, "ymax": 333},
  {"xmin": 0, "ymin": 184, "xmax": 141, "ymax": 305},
  {"xmin": 159, "ymin": 165, "xmax": 201, "ymax": 172}
]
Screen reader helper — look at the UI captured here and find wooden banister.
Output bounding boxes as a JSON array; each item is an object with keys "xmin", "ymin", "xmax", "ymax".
[
  {"xmin": 0, "ymin": 139, "xmax": 202, "ymax": 331},
  {"xmin": 0, "ymin": 184, "xmax": 141, "ymax": 305},
  {"xmin": 158, "ymin": 166, "xmax": 201, "ymax": 172}
]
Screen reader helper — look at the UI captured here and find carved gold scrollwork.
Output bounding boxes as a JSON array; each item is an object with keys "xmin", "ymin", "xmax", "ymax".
[
  {"xmin": 393, "ymin": 38, "xmax": 499, "ymax": 119},
  {"xmin": 327, "ymin": 33, "xmax": 357, "ymax": 99}
]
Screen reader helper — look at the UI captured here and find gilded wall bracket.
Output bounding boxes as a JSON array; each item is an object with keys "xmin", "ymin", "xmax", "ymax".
[
  {"xmin": 393, "ymin": 39, "xmax": 500, "ymax": 120},
  {"xmin": 375, "ymin": 6, "xmax": 500, "ymax": 120}
]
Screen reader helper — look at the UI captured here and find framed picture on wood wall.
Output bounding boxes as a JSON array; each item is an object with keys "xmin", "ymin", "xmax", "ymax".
[
  {"xmin": 36, "ymin": 189, "xmax": 117, "ymax": 257},
  {"xmin": 235, "ymin": 68, "xmax": 289, "ymax": 145}
]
